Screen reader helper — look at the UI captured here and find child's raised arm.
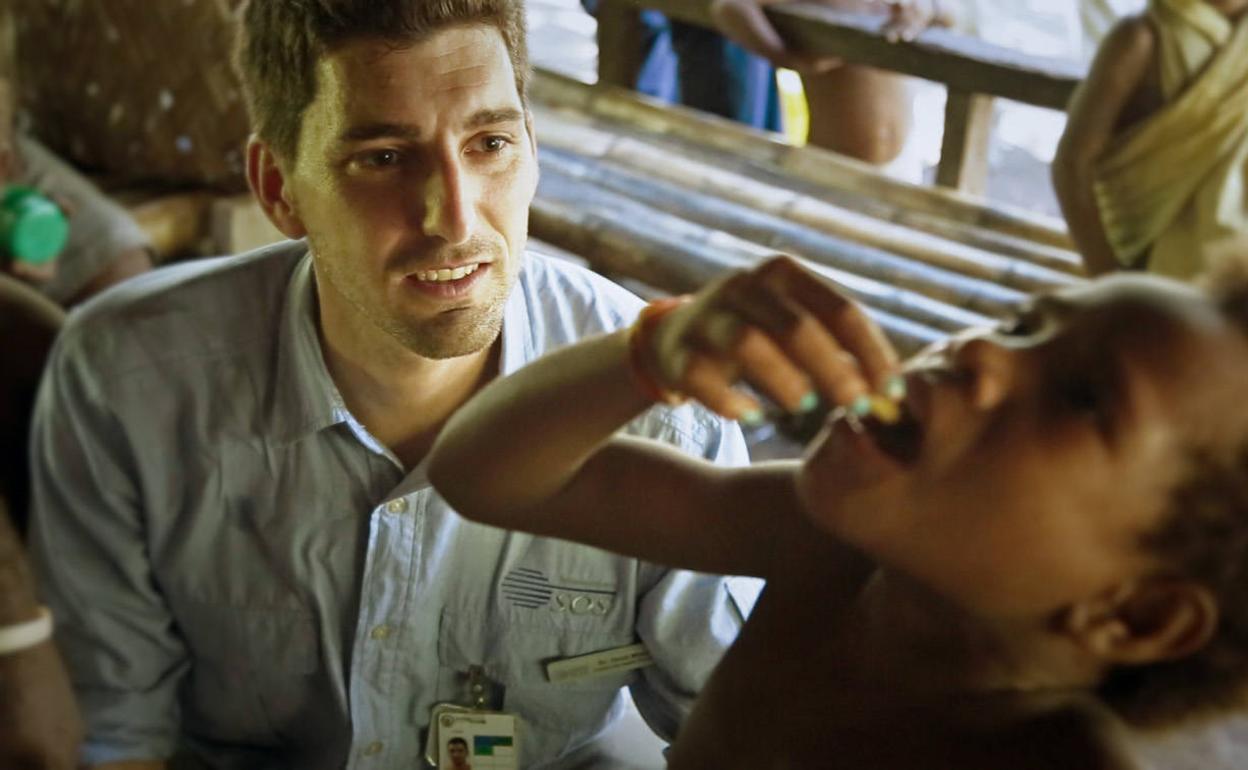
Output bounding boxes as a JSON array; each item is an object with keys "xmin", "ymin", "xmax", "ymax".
[
  {"xmin": 428, "ymin": 257, "xmax": 899, "ymax": 579},
  {"xmin": 1053, "ymin": 17, "xmax": 1157, "ymax": 276}
]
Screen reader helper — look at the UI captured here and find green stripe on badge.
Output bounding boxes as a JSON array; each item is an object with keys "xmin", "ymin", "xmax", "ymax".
[{"xmin": 473, "ymin": 735, "xmax": 515, "ymax": 755}]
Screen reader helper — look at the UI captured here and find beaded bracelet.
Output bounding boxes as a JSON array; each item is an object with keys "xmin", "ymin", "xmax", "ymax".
[
  {"xmin": 627, "ymin": 295, "xmax": 692, "ymax": 406},
  {"xmin": 0, "ymin": 605, "xmax": 53, "ymax": 656}
]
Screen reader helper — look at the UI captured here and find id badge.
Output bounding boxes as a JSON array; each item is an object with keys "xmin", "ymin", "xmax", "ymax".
[
  {"xmin": 435, "ymin": 709, "xmax": 519, "ymax": 770},
  {"xmin": 424, "ymin": 666, "xmax": 519, "ymax": 768}
]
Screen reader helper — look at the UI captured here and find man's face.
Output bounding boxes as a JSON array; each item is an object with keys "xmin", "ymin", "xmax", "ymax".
[
  {"xmin": 447, "ymin": 740, "xmax": 469, "ymax": 766},
  {"xmin": 282, "ymin": 24, "xmax": 537, "ymax": 359},
  {"xmin": 799, "ymin": 275, "xmax": 1248, "ymax": 619}
]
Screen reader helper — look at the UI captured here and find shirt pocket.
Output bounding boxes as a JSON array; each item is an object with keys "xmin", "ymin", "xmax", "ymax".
[
  {"xmin": 435, "ymin": 607, "xmax": 640, "ymax": 763},
  {"xmin": 174, "ymin": 600, "xmax": 321, "ymax": 746}
]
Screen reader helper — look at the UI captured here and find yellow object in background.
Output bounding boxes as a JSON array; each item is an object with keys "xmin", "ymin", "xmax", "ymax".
[{"xmin": 776, "ymin": 68, "xmax": 809, "ymax": 146}]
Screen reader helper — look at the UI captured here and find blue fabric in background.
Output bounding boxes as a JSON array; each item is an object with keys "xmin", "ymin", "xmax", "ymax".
[{"xmin": 582, "ymin": 2, "xmax": 781, "ymax": 131}]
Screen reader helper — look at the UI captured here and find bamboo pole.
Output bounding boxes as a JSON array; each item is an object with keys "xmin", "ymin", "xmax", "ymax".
[
  {"xmin": 536, "ymin": 167, "xmax": 996, "ymax": 335},
  {"xmin": 534, "ymin": 113, "xmax": 1081, "ymax": 288},
  {"xmin": 530, "ymin": 101, "xmax": 1082, "ymax": 275},
  {"xmin": 610, "ymin": 1, "xmax": 1082, "ymax": 110},
  {"xmin": 531, "ymin": 69, "xmax": 1075, "ymax": 250},
  {"xmin": 531, "ymin": 191, "xmax": 945, "ymax": 356},
  {"xmin": 540, "ymin": 147, "xmax": 1028, "ymax": 318}
]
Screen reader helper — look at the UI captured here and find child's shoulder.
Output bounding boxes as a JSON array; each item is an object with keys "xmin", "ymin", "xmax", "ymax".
[{"xmin": 1099, "ymin": 13, "xmax": 1159, "ymax": 64}]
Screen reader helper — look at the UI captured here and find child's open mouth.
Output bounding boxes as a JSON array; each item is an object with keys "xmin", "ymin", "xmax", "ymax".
[{"xmin": 859, "ymin": 404, "xmax": 924, "ymax": 466}]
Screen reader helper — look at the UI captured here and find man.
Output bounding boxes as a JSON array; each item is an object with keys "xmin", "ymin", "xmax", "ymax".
[
  {"xmin": 0, "ymin": 275, "xmax": 81, "ymax": 770},
  {"xmin": 27, "ymin": 1, "xmax": 749, "ymax": 768},
  {"xmin": 445, "ymin": 737, "xmax": 472, "ymax": 770}
]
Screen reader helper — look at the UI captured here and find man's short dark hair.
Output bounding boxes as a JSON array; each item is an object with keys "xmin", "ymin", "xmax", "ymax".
[
  {"xmin": 1098, "ymin": 253, "xmax": 1248, "ymax": 727},
  {"xmin": 447, "ymin": 736, "xmax": 469, "ymax": 748},
  {"xmin": 235, "ymin": 0, "xmax": 530, "ymax": 160}
]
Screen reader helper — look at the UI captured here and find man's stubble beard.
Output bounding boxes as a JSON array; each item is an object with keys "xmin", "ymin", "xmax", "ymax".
[{"xmin": 309, "ymin": 235, "xmax": 519, "ymax": 360}]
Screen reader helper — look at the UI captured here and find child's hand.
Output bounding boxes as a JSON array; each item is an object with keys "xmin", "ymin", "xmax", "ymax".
[
  {"xmin": 881, "ymin": 0, "xmax": 953, "ymax": 43},
  {"xmin": 1, "ymin": 190, "xmax": 70, "ymax": 287},
  {"xmin": 637, "ymin": 256, "xmax": 900, "ymax": 422},
  {"xmin": 710, "ymin": 0, "xmax": 843, "ymax": 73}
]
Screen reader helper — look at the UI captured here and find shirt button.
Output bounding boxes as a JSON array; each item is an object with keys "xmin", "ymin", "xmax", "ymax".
[
  {"xmin": 370, "ymin": 624, "xmax": 392, "ymax": 640},
  {"xmin": 363, "ymin": 741, "xmax": 384, "ymax": 756},
  {"xmin": 385, "ymin": 498, "xmax": 408, "ymax": 514}
]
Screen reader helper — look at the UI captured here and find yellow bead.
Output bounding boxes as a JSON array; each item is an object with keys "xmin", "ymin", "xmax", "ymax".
[{"xmin": 868, "ymin": 394, "xmax": 901, "ymax": 425}]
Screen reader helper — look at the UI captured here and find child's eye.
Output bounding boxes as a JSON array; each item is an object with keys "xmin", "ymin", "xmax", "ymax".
[
  {"xmin": 1061, "ymin": 378, "xmax": 1102, "ymax": 413},
  {"xmin": 1057, "ymin": 374, "xmax": 1115, "ymax": 438},
  {"xmin": 997, "ymin": 311, "xmax": 1041, "ymax": 337}
]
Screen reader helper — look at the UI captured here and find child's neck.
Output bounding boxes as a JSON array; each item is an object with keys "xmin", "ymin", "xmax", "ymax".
[{"xmin": 839, "ymin": 570, "xmax": 1106, "ymax": 702}]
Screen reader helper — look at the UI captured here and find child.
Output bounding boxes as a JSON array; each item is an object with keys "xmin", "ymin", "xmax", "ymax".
[
  {"xmin": 429, "ymin": 254, "xmax": 1248, "ymax": 768},
  {"xmin": 1054, "ymin": 0, "xmax": 1248, "ymax": 279}
]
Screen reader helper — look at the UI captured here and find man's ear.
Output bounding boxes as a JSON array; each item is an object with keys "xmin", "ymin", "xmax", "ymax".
[
  {"xmin": 524, "ymin": 109, "xmax": 538, "ymax": 160},
  {"xmin": 1060, "ymin": 578, "xmax": 1219, "ymax": 666},
  {"xmin": 246, "ymin": 135, "xmax": 307, "ymax": 240}
]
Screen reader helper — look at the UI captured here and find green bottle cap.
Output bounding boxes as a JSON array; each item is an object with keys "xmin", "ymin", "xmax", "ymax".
[{"xmin": 1, "ymin": 186, "xmax": 70, "ymax": 266}]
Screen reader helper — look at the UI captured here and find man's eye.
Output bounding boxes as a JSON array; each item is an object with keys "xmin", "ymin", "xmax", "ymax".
[
  {"xmin": 361, "ymin": 149, "xmax": 400, "ymax": 168},
  {"xmin": 479, "ymin": 135, "xmax": 511, "ymax": 153}
]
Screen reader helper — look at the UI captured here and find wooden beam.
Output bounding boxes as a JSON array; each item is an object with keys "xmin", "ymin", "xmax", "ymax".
[
  {"xmin": 616, "ymin": 1, "xmax": 1084, "ymax": 110},
  {"xmin": 936, "ymin": 90, "xmax": 994, "ymax": 194},
  {"xmin": 596, "ymin": 0, "xmax": 648, "ymax": 89},
  {"xmin": 531, "ymin": 69, "xmax": 1077, "ymax": 251}
]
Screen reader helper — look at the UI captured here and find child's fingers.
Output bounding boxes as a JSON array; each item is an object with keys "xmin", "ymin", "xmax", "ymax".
[
  {"xmin": 716, "ymin": 277, "xmax": 866, "ymax": 408},
  {"xmin": 711, "ymin": 0, "xmax": 838, "ymax": 72},
  {"xmin": 729, "ymin": 326, "xmax": 815, "ymax": 414},
  {"xmin": 755, "ymin": 257, "xmax": 900, "ymax": 393},
  {"xmin": 711, "ymin": 0, "xmax": 788, "ymax": 61},
  {"xmin": 681, "ymin": 352, "xmax": 760, "ymax": 421}
]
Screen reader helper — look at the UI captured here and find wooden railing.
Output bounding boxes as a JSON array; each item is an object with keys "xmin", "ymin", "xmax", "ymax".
[{"xmin": 594, "ymin": 0, "xmax": 1086, "ymax": 195}]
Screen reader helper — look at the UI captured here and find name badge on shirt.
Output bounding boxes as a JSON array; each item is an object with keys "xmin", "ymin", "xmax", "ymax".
[{"xmin": 544, "ymin": 642, "xmax": 654, "ymax": 684}]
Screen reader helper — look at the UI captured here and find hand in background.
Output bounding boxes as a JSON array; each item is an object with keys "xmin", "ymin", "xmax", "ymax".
[
  {"xmin": 881, "ymin": 0, "xmax": 956, "ymax": 42},
  {"xmin": 710, "ymin": 0, "xmax": 957, "ymax": 73}
]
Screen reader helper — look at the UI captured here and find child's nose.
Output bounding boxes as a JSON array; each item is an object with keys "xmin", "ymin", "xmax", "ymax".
[{"xmin": 951, "ymin": 335, "xmax": 1017, "ymax": 412}]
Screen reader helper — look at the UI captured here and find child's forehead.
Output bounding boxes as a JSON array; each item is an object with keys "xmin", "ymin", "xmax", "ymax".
[{"xmin": 1047, "ymin": 275, "xmax": 1218, "ymax": 344}]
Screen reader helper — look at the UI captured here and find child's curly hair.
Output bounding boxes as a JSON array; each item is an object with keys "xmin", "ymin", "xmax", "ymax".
[{"xmin": 1097, "ymin": 251, "xmax": 1248, "ymax": 728}]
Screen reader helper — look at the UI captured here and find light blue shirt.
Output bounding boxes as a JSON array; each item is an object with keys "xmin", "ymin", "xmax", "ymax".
[{"xmin": 28, "ymin": 241, "xmax": 752, "ymax": 769}]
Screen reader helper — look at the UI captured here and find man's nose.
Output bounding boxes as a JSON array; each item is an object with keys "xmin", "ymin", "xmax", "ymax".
[{"xmin": 421, "ymin": 156, "xmax": 476, "ymax": 244}]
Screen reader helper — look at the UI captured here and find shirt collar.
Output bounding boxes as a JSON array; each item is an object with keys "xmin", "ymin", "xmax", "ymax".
[
  {"xmin": 269, "ymin": 250, "xmax": 537, "ymax": 447},
  {"xmin": 270, "ymin": 250, "xmax": 351, "ymax": 445},
  {"xmin": 498, "ymin": 259, "xmax": 535, "ymax": 378}
]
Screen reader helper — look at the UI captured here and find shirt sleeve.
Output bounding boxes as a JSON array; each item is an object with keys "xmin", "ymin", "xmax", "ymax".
[
  {"xmin": 625, "ymin": 408, "xmax": 761, "ymax": 740},
  {"xmin": 26, "ymin": 327, "xmax": 186, "ymax": 764}
]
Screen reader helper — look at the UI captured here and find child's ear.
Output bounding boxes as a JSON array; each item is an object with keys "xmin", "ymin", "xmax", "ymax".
[
  {"xmin": 1060, "ymin": 578, "xmax": 1218, "ymax": 665},
  {"xmin": 246, "ymin": 135, "xmax": 307, "ymax": 240}
]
